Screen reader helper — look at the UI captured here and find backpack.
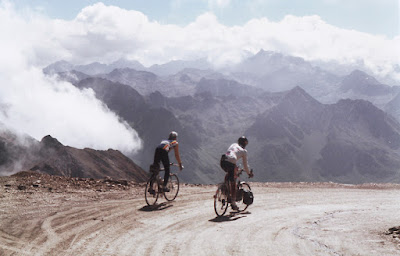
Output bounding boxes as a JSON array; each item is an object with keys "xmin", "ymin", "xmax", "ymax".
[{"xmin": 243, "ymin": 189, "xmax": 254, "ymax": 205}]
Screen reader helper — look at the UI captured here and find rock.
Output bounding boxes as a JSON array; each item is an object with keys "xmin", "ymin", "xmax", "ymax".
[{"xmin": 18, "ymin": 185, "xmax": 26, "ymax": 190}]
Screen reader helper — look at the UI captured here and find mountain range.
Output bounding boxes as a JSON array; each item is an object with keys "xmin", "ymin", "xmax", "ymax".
[
  {"xmin": 3, "ymin": 50, "xmax": 400, "ymax": 184},
  {"xmin": 0, "ymin": 129, "xmax": 147, "ymax": 182}
]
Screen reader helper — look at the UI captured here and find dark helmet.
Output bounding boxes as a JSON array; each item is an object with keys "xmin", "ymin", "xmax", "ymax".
[
  {"xmin": 238, "ymin": 136, "xmax": 248, "ymax": 148},
  {"xmin": 168, "ymin": 131, "xmax": 178, "ymax": 140}
]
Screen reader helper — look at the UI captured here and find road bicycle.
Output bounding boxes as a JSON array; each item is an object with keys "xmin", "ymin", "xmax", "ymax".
[
  {"xmin": 145, "ymin": 163, "xmax": 181, "ymax": 206},
  {"xmin": 214, "ymin": 168, "xmax": 254, "ymax": 217}
]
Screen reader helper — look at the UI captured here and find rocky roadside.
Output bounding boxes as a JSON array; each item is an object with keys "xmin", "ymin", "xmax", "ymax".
[{"xmin": 0, "ymin": 170, "xmax": 146, "ymax": 194}]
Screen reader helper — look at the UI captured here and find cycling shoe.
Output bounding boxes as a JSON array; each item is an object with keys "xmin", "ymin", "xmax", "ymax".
[{"xmin": 231, "ymin": 202, "xmax": 239, "ymax": 211}]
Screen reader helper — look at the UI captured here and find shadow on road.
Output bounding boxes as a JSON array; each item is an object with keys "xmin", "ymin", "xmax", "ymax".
[
  {"xmin": 139, "ymin": 202, "xmax": 173, "ymax": 212},
  {"xmin": 209, "ymin": 211, "xmax": 251, "ymax": 222}
]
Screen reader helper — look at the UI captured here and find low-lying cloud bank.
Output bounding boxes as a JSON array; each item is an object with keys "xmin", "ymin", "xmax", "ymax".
[{"xmin": 0, "ymin": 1, "xmax": 142, "ymax": 154}]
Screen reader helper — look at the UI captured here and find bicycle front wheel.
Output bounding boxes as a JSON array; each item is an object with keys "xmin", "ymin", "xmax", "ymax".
[
  {"xmin": 164, "ymin": 174, "xmax": 179, "ymax": 201},
  {"xmin": 214, "ymin": 183, "xmax": 229, "ymax": 217},
  {"xmin": 145, "ymin": 178, "xmax": 159, "ymax": 206}
]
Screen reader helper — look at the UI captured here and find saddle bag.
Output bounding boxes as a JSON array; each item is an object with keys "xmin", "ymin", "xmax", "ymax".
[
  {"xmin": 236, "ymin": 188, "xmax": 243, "ymax": 201},
  {"xmin": 243, "ymin": 189, "xmax": 254, "ymax": 205}
]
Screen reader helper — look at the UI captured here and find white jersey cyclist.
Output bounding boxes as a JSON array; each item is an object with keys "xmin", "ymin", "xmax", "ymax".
[
  {"xmin": 220, "ymin": 136, "xmax": 253, "ymax": 211},
  {"xmin": 225, "ymin": 142, "xmax": 251, "ymax": 176}
]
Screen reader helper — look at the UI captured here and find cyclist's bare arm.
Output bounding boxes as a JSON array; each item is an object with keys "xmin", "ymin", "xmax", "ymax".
[
  {"xmin": 173, "ymin": 144, "xmax": 183, "ymax": 170},
  {"xmin": 242, "ymin": 153, "xmax": 251, "ymax": 176}
]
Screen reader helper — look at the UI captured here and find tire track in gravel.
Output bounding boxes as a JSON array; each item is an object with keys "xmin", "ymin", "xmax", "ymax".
[
  {"xmin": 2, "ymin": 185, "xmax": 400, "ymax": 255},
  {"xmin": 34, "ymin": 199, "xmax": 143, "ymax": 255}
]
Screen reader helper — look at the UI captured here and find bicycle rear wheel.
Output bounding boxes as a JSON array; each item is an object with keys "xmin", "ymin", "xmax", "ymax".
[
  {"xmin": 214, "ymin": 183, "xmax": 229, "ymax": 217},
  {"xmin": 145, "ymin": 178, "xmax": 159, "ymax": 205},
  {"xmin": 164, "ymin": 174, "xmax": 179, "ymax": 201},
  {"xmin": 236, "ymin": 182, "xmax": 251, "ymax": 212}
]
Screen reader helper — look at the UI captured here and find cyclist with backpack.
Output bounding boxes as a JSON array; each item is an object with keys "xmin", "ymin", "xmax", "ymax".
[
  {"xmin": 149, "ymin": 131, "xmax": 183, "ymax": 194},
  {"xmin": 220, "ymin": 136, "xmax": 253, "ymax": 210}
]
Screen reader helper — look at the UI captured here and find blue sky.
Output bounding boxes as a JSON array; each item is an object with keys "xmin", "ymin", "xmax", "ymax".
[{"xmin": 12, "ymin": 0, "xmax": 400, "ymax": 38}]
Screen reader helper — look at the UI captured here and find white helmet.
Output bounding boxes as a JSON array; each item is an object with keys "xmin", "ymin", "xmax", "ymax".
[{"xmin": 168, "ymin": 131, "xmax": 178, "ymax": 140}]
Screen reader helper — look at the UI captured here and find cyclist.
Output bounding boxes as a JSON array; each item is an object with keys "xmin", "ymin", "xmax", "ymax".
[
  {"xmin": 220, "ymin": 136, "xmax": 253, "ymax": 210},
  {"xmin": 149, "ymin": 131, "xmax": 183, "ymax": 193}
]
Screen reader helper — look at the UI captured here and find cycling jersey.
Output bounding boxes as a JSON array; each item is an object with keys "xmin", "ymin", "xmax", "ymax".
[
  {"xmin": 157, "ymin": 140, "xmax": 178, "ymax": 152},
  {"xmin": 225, "ymin": 143, "xmax": 250, "ymax": 174}
]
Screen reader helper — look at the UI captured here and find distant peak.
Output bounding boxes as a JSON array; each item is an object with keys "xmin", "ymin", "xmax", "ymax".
[
  {"xmin": 341, "ymin": 69, "xmax": 384, "ymax": 95},
  {"xmin": 280, "ymin": 86, "xmax": 321, "ymax": 106},
  {"xmin": 41, "ymin": 135, "xmax": 63, "ymax": 148},
  {"xmin": 345, "ymin": 70, "xmax": 379, "ymax": 83},
  {"xmin": 349, "ymin": 69, "xmax": 369, "ymax": 77},
  {"xmin": 290, "ymin": 85, "xmax": 306, "ymax": 93},
  {"xmin": 286, "ymin": 86, "xmax": 309, "ymax": 97}
]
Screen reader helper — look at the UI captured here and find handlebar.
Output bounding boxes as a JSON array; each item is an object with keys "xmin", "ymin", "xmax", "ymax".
[
  {"xmin": 237, "ymin": 168, "xmax": 254, "ymax": 178},
  {"xmin": 159, "ymin": 163, "xmax": 184, "ymax": 171},
  {"xmin": 171, "ymin": 163, "xmax": 184, "ymax": 169}
]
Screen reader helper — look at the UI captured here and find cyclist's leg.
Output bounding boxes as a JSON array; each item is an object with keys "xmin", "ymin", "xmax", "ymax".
[
  {"xmin": 232, "ymin": 165, "xmax": 239, "ymax": 197},
  {"xmin": 153, "ymin": 148, "xmax": 162, "ymax": 168},
  {"xmin": 227, "ymin": 164, "xmax": 238, "ymax": 210},
  {"xmin": 160, "ymin": 150, "xmax": 170, "ymax": 187},
  {"xmin": 226, "ymin": 164, "xmax": 235, "ymax": 199},
  {"xmin": 221, "ymin": 162, "xmax": 230, "ymax": 198},
  {"xmin": 150, "ymin": 148, "xmax": 162, "ymax": 192},
  {"xmin": 229, "ymin": 174, "xmax": 236, "ymax": 202},
  {"xmin": 149, "ymin": 169, "xmax": 158, "ymax": 190}
]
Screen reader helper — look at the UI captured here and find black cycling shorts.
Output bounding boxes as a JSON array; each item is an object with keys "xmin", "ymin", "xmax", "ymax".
[{"xmin": 220, "ymin": 160, "xmax": 235, "ymax": 182}]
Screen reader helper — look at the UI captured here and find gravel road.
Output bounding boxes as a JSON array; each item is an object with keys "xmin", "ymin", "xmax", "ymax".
[{"xmin": 1, "ymin": 181, "xmax": 400, "ymax": 255}]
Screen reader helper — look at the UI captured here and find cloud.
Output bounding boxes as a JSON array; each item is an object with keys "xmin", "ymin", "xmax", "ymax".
[
  {"xmin": 0, "ymin": 1, "xmax": 142, "ymax": 154},
  {"xmin": 240, "ymin": 15, "xmax": 400, "ymax": 77},
  {"xmin": 2, "ymin": 1, "xmax": 400, "ymax": 80}
]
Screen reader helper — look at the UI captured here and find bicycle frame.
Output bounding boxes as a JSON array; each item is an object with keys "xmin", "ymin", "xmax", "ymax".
[
  {"xmin": 145, "ymin": 163, "xmax": 182, "ymax": 205},
  {"xmin": 214, "ymin": 168, "xmax": 252, "ymax": 216},
  {"xmin": 224, "ymin": 168, "xmax": 245, "ymax": 202}
]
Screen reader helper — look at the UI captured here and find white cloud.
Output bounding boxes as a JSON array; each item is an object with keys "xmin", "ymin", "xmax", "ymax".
[
  {"xmin": 0, "ymin": 1, "xmax": 142, "ymax": 153},
  {"xmin": 74, "ymin": 4, "xmax": 400, "ymax": 80},
  {"xmin": 2, "ymin": 1, "xmax": 400, "ymax": 78},
  {"xmin": 238, "ymin": 15, "xmax": 399, "ymax": 73}
]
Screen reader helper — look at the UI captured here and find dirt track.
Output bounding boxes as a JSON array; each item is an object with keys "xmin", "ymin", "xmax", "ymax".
[{"xmin": 1, "ymin": 181, "xmax": 400, "ymax": 256}]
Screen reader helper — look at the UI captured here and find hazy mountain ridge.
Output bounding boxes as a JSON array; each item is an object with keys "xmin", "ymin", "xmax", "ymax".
[
  {"xmin": 196, "ymin": 78, "xmax": 264, "ymax": 97},
  {"xmin": 228, "ymin": 50, "xmax": 342, "ymax": 100},
  {"xmin": 0, "ymin": 129, "xmax": 147, "ymax": 181},
  {"xmin": 33, "ymin": 135, "xmax": 148, "ymax": 181},
  {"xmin": 32, "ymin": 52, "xmax": 400, "ymax": 184},
  {"xmin": 44, "ymin": 59, "xmax": 146, "ymax": 76},
  {"xmin": 340, "ymin": 70, "xmax": 396, "ymax": 96},
  {"xmin": 46, "ymin": 51, "xmax": 400, "ymax": 115},
  {"xmin": 247, "ymin": 87, "xmax": 400, "ymax": 183},
  {"xmin": 74, "ymin": 77, "xmax": 205, "ymax": 183}
]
